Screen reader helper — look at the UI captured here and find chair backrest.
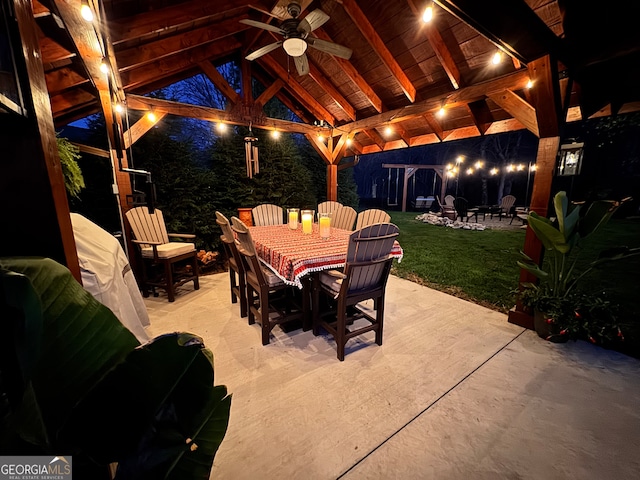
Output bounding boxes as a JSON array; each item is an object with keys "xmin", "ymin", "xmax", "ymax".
[
  {"xmin": 317, "ymin": 201, "xmax": 343, "ymax": 215},
  {"xmin": 230, "ymin": 216, "xmax": 265, "ymax": 284},
  {"xmin": 453, "ymin": 197, "xmax": 469, "ymax": 216},
  {"xmin": 332, "ymin": 205, "xmax": 357, "ymax": 230},
  {"xmin": 342, "ymin": 223, "xmax": 400, "ymax": 295},
  {"xmin": 444, "ymin": 195, "xmax": 455, "ymax": 206},
  {"xmin": 355, "ymin": 208, "xmax": 391, "ymax": 230},
  {"xmin": 252, "ymin": 204, "xmax": 283, "ymax": 226},
  {"xmin": 500, "ymin": 195, "xmax": 517, "ymax": 212},
  {"xmin": 215, "ymin": 211, "xmax": 234, "ymax": 243},
  {"xmin": 125, "ymin": 206, "xmax": 169, "ymax": 247}
]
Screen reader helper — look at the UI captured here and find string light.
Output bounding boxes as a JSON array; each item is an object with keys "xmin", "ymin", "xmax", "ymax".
[
  {"xmin": 492, "ymin": 51, "xmax": 502, "ymax": 65},
  {"xmin": 516, "ymin": 164, "xmax": 525, "ymax": 171},
  {"xmin": 507, "ymin": 164, "xmax": 515, "ymax": 172},
  {"xmin": 422, "ymin": 4, "xmax": 434, "ymax": 23},
  {"xmin": 216, "ymin": 122, "xmax": 226, "ymax": 133},
  {"xmin": 466, "ymin": 168, "xmax": 474, "ymax": 175},
  {"xmin": 455, "ymin": 155, "xmax": 464, "ymax": 164},
  {"xmin": 490, "ymin": 168, "xmax": 499, "ymax": 175},
  {"xmin": 80, "ymin": 0, "xmax": 93, "ymax": 22},
  {"xmin": 384, "ymin": 126, "xmax": 393, "ymax": 136},
  {"xmin": 530, "ymin": 164, "xmax": 537, "ymax": 172},
  {"xmin": 437, "ymin": 106, "xmax": 445, "ymax": 118},
  {"xmin": 99, "ymin": 58, "xmax": 109, "ymax": 74},
  {"xmin": 526, "ymin": 79, "xmax": 534, "ymax": 89},
  {"xmin": 474, "ymin": 160, "xmax": 484, "ymax": 169},
  {"xmin": 146, "ymin": 112, "xmax": 156, "ymax": 122},
  {"xmin": 346, "ymin": 137, "xmax": 352, "ymax": 146},
  {"xmin": 114, "ymin": 103, "xmax": 123, "ymax": 114},
  {"xmin": 271, "ymin": 130, "xmax": 280, "ymax": 139}
]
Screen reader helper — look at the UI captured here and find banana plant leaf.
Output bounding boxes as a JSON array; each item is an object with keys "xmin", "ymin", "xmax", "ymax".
[
  {"xmin": 0, "ymin": 257, "xmax": 139, "ymax": 449},
  {"xmin": 527, "ymin": 213, "xmax": 570, "ymax": 253},
  {"xmin": 1, "ymin": 257, "xmax": 231, "ymax": 479}
]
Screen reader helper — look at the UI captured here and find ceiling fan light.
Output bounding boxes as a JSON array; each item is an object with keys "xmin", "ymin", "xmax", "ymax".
[{"xmin": 283, "ymin": 38, "xmax": 307, "ymax": 57}]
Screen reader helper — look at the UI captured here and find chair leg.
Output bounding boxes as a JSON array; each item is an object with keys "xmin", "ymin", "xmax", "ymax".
[
  {"xmin": 164, "ymin": 261, "xmax": 175, "ymax": 302},
  {"xmin": 229, "ymin": 268, "xmax": 238, "ymax": 304},
  {"xmin": 336, "ymin": 304, "xmax": 347, "ymax": 361},
  {"xmin": 238, "ymin": 271, "xmax": 248, "ymax": 318},
  {"xmin": 247, "ymin": 284, "xmax": 256, "ymax": 325},
  {"xmin": 375, "ymin": 295, "xmax": 385, "ymax": 346},
  {"xmin": 260, "ymin": 286, "xmax": 271, "ymax": 345},
  {"xmin": 192, "ymin": 255, "xmax": 200, "ymax": 291}
]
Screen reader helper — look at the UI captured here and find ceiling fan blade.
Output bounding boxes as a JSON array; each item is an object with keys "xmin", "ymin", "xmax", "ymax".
[
  {"xmin": 246, "ymin": 42, "xmax": 282, "ymax": 61},
  {"xmin": 294, "ymin": 53, "xmax": 310, "ymax": 76},
  {"xmin": 298, "ymin": 9, "xmax": 330, "ymax": 34},
  {"xmin": 239, "ymin": 19, "xmax": 284, "ymax": 35},
  {"xmin": 307, "ymin": 38, "xmax": 353, "ymax": 60}
]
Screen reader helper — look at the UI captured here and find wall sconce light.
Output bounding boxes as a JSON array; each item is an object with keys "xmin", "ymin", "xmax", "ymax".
[{"xmin": 557, "ymin": 140, "xmax": 584, "ymax": 176}]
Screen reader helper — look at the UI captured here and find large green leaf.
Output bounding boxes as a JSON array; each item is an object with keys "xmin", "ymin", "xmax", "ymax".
[
  {"xmin": 553, "ymin": 190, "xmax": 569, "ymax": 234},
  {"xmin": 528, "ymin": 213, "xmax": 570, "ymax": 253},
  {"xmin": 578, "ymin": 199, "xmax": 619, "ymax": 238},
  {"xmin": 0, "ymin": 257, "xmax": 139, "ymax": 448}
]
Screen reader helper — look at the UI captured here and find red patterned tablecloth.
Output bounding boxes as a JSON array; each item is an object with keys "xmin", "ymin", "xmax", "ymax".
[{"xmin": 249, "ymin": 224, "xmax": 403, "ymax": 288}]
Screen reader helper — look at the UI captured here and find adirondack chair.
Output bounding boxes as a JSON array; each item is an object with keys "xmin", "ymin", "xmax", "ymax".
[
  {"xmin": 216, "ymin": 211, "xmax": 247, "ymax": 317},
  {"xmin": 331, "ymin": 205, "xmax": 357, "ymax": 230},
  {"xmin": 354, "ymin": 208, "xmax": 391, "ymax": 230},
  {"xmin": 125, "ymin": 206, "xmax": 199, "ymax": 302},
  {"xmin": 252, "ymin": 204, "xmax": 284, "ymax": 226},
  {"xmin": 231, "ymin": 217, "xmax": 304, "ymax": 345},
  {"xmin": 317, "ymin": 201, "xmax": 343, "ymax": 215},
  {"xmin": 312, "ymin": 223, "xmax": 400, "ymax": 361}
]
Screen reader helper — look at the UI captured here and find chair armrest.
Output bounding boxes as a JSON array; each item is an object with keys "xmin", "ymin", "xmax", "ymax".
[
  {"xmin": 132, "ymin": 239, "xmax": 163, "ymax": 245},
  {"xmin": 325, "ymin": 269, "xmax": 346, "ymax": 279},
  {"xmin": 168, "ymin": 233, "xmax": 196, "ymax": 239}
]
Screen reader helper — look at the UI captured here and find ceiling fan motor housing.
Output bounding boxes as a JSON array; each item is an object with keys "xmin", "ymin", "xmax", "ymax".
[{"xmin": 287, "ymin": 2, "xmax": 302, "ymax": 18}]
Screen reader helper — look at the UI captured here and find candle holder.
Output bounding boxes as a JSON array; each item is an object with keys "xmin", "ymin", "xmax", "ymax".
[
  {"xmin": 287, "ymin": 208, "xmax": 299, "ymax": 230},
  {"xmin": 301, "ymin": 209, "xmax": 314, "ymax": 235},
  {"xmin": 318, "ymin": 212, "xmax": 331, "ymax": 239}
]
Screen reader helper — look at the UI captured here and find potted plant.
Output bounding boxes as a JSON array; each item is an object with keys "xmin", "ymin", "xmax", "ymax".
[{"xmin": 517, "ymin": 191, "xmax": 639, "ymax": 344}]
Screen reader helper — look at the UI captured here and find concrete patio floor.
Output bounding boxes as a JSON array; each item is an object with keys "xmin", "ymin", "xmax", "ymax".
[{"xmin": 144, "ymin": 273, "xmax": 640, "ymax": 480}]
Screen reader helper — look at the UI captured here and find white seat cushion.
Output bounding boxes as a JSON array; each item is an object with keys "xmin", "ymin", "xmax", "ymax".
[
  {"xmin": 141, "ymin": 242, "xmax": 195, "ymax": 259},
  {"xmin": 319, "ymin": 270, "xmax": 344, "ymax": 296},
  {"xmin": 262, "ymin": 265, "xmax": 284, "ymax": 287}
]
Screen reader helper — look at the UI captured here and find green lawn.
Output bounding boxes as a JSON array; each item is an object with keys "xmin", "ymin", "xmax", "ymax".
[{"xmin": 389, "ymin": 212, "xmax": 640, "ymax": 355}]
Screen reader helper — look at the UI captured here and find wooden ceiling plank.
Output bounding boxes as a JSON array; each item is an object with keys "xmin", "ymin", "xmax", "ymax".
[
  {"xmin": 126, "ymin": 94, "xmax": 323, "ymax": 136},
  {"xmin": 111, "ymin": 0, "xmax": 263, "ymax": 44},
  {"xmin": 406, "ymin": 0, "xmax": 461, "ymax": 89},
  {"xmin": 342, "ymin": 69, "xmax": 529, "ymax": 134},
  {"xmin": 363, "ymin": 129, "xmax": 386, "ymax": 150},
  {"xmin": 123, "ymin": 112, "xmax": 168, "ymax": 149},
  {"xmin": 397, "ymin": 125, "xmax": 412, "ymax": 147},
  {"xmin": 308, "ymin": 62, "xmax": 357, "ymax": 121},
  {"xmin": 45, "ymin": 67, "xmax": 90, "ymax": 96},
  {"xmin": 488, "ymin": 90, "xmax": 538, "ymax": 137},
  {"xmin": 198, "ymin": 61, "xmax": 242, "ymax": 105},
  {"xmin": 116, "ymin": 16, "xmax": 249, "ymax": 72},
  {"xmin": 120, "ymin": 37, "xmax": 242, "ymax": 91},
  {"xmin": 312, "ymin": 28, "xmax": 384, "ymax": 113},
  {"xmin": 258, "ymin": 55, "xmax": 335, "ymax": 125},
  {"xmin": 341, "ymin": 0, "xmax": 417, "ymax": 102}
]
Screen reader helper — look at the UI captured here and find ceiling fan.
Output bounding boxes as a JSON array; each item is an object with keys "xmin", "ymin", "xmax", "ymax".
[{"xmin": 240, "ymin": 2, "xmax": 352, "ymax": 76}]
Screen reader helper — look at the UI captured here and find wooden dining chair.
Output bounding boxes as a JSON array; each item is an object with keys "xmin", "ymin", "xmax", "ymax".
[
  {"xmin": 312, "ymin": 223, "xmax": 400, "ymax": 361},
  {"xmin": 216, "ymin": 211, "xmax": 247, "ymax": 317},
  {"xmin": 317, "ymin": 201, "xmax": 343, "ymax": 215},
  {"xmin": 231, "ymin": 217, "xmax": 304, "ymax": 345},
  {"xmin": 252, "ymin": 204, "xmax": 284, "ymax": 226},
  {"xmin": 332, "ymin": 205, "xmax": 357, "ymax": 230},
  {"xmin": 125, "ymin": 206, "xmax": 199, "ymax": 302},
  {"xmin": 354, "ymin": 208, "xmax": 391, "ymax": 230}
]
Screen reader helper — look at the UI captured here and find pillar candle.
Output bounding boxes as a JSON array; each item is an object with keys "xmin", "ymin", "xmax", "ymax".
[
  {"xmin": 288, "ymin": 210, "xmax": 298, "ymax": 229},
  {"xmin": 319, "ymin": 215, "xmax": 331, "ymax": 239},
  {"xmin": 301, "ymin": 212, "xmax": 313, "ymax": 234}
]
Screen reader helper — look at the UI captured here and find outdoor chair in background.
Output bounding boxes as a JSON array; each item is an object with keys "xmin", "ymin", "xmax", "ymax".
[
  {"xmin": 355, "ymin": 208, "xmax": 391, "ymax": 230},
  {"xmin": 216, "ymin": 211, "xmax": 247, "ymax": 317},
  {"xmin": 436, "ymin": 195, "xmax": 456, "ymax": 219},
  {"xmin": 453, "ymin": 197, "xmax": 479, "ymax": 222},
  {"xmin": 317, "ymin": 201, "xmax": 343, "ymax": 215},
  {"xmin": 332, "ymin": 205, "xmax": 357, "ymax": 230},
  {"xmin": 312, "ymin": 223, "xmax": 400, "ymax": 361},
  {"xmin": 125, "ymin": 206, "xmax": 199, "ymax": 302},
  {"xmin": 252, "ymin": 204, "xmax": 284, "ymax": 226},
  {"xmin": 496, "ymin": 195, "xmax": 517, "ymax": 221},
  {"xmin": 231, "ymin": 217, "xmax": 305, "ymax": 345}
]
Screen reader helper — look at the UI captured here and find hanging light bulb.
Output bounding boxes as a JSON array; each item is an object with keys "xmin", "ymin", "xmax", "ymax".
[
  {"xmin": 456, "ymin": 155, "xmax": 464, "ymax": 164},
  {"xmin": 346, "ymin": 137, "xmax": 352, "ymax": 146},
  {"xmin": 527, "ymin": 79, "xmax": 534, "ymax": 89},
  {"xmin": 492, "ymin": 51, "xmax": 502, "ymax": 65},
  {"xmin": 216, "ymin": 122, "xmax": 226, "ymax": 133},
  {"xmin": 271, "ymin": 130, "xmax": 280, "ymax": 139},
  {"xmin": 474, "ymin": 160, "xmax": 484, "ymax": 169},
  {"xmin": 517, "ymin": 164, "xmax": 525, "ymax": 171},
  {"xmin": 384, "ymin": 126, "xmax": 393, "ymax": 136},
  {"xmin": 114, "ymin": 103, "xmax": 124, "ymax": 114},
  {"xmin": 80, "ymin": 0, "xmax": 93, "ymax": 22},
  {"xmin": 437, "ymin": 106, "xmax": 445, "ymax": 118},
  {"xmin": 466, "ymin": 168, "xmax": 474, "ymax": 175},
  {"xmin": 530, "ymin": 164, "xmax": 537, "ymax": 172},
  {"xmin": 507, "ymin": 164, "xmax": 515, "ymax": 172},
  {"xmin": 422, "ymin": 5, "xmax": 433, "ymax": 23},
  {"xmin": 99, "ymin": 58, "xmax": 109, "ymax": 74},
  {"xmin": 147, "ymin": 112, "xmax": 156, "ymax": 122},
  {"xmin": 490, "ymin": 168, "xmax": 499, "ymax": 175}
]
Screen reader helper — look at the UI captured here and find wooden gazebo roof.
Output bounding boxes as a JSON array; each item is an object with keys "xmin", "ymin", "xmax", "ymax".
[{"xmin": 37, "ymin": 0, "xmax": 640, "ymax": 155}]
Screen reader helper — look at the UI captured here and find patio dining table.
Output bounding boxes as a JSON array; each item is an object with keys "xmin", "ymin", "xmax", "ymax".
[{"xmin": 248, "ymin": 224, "xmax": 404, "ymax": 289}]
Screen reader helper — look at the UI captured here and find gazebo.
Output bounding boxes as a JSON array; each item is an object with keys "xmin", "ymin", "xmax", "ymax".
[{"xmin": 1, "ymin": 0, "xmax": 639, "ymax": 329}]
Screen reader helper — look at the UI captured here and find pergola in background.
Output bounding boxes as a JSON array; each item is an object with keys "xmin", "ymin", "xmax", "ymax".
[{"xmin": 2, "ymin": 0, "xmax": 639, "ymax": 330}]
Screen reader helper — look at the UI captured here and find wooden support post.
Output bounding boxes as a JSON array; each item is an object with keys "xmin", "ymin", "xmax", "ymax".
[{"xmin": 327, "ymin": 164, "xmax": 338, "ymax": 201}]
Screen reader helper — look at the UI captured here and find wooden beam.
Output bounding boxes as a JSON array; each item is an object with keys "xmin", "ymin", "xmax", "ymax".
[
  {"xmin": 422, "ymin": 112, "xmax": 446, "ymax": 141},
  {"xmin": 308, "ymin": 62, "xmax": 357, "ymax": 121},
  {"xmin": 45, "ymin": 67, "xmax": 90, "ymax": 96},
  {"xmin": 342, "ymin": 69, "xmax": 530, "ymax": 134},
  {"xmin": 527, "ymin": 56, "xmax": 561, "ymax": 138},
  {"xmin": 312, "ymin": 28, "xmax": 384, "ymax": 113},
  {"xmin": 341, "ymin": 0, "xmax": 417, "ymax": 102},
  {"xmin": 258, "ymin": 54, "xmax": 335, "ymax": 125},
  {"xmin": 305, "ymin": 133, "xmax": 332, "ymax": 164},
  {"xmin": 396, "ymin": 125, "xmax": 412, "ymax": 147},
  {"xmin": 363, "ymin": 129, "xmax": 386, "ymax": 151},
  {"xmin": 199, "ymin": 61, "xmax": 242, "ymax": 105},
  {"xmin": 488, "ymin": 90, "xmax": 538, "ymax": 136},
  {"xmin": 255, "ymin": 78, "xmax": 284, "ymax": 107},
  {"xmin": 331, "ymin": 133, "xmax": 349, "ymax": 163},
  {"xmin": 466, "ymin": 99, "xmax": 493, "ymax": 135},
  {"xmin": 70, "ymin": 143, "xmax": 110, "ymax": 158},
  {"xmin": 126, "ymin": 94, "xmax": 324, "ymax": 136},
  {"xmin": 123, "ymin": 112, "xmax": 168, "ymax": 149},
  {"xmin": 407, "ymin": 0, "xmax": 461, "ymax": 89}
]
